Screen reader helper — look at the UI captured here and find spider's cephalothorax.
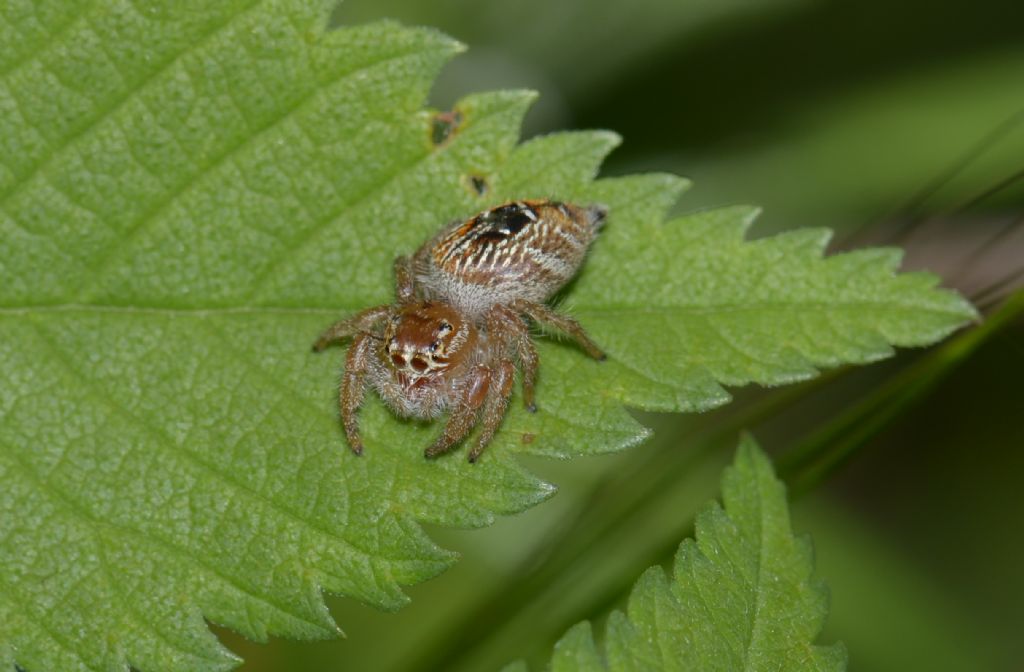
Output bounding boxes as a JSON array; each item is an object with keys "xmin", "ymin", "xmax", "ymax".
[
  {"xmin": 314, "ymin": 199, "xmax": 607, "ymax": 462},
  {"xmin": 371, "ymin": 302, "xmax": 484, "ymax": 418},
  {"xmin": 383, "ymin": 302, "xmax": 472, "ymax": 381}
]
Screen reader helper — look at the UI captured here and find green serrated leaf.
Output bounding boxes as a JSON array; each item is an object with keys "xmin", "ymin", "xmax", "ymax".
[
  {"xmin": 541, "ymin": 437, "xmax": 847, "ymax": 671},
  {"xmin": 0, "ymin": 1, "xmax": 974, "ymax": 671}
]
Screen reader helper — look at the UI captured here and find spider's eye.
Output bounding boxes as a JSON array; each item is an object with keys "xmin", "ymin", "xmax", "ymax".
[
  {"xmin": 390, "ymin": 353, "xmax": 406, "ymax": 368},
  {"xmin": 429, "ymin": 340, "xmax": 441, "ymax": 353},
  {"xmin": 410, "ymin": 356, "xmax": 429, "ymax": 373},
  {"xmin": 438, "ymin": 321, "xmax": 453, "ymax": 335}
]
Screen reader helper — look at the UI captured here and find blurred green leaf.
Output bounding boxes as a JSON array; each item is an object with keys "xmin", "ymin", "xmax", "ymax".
[
  {"xmin": 795, "ymin": 497, "xmax": 1001, "ymax": 672},
  {"xmin": 0, "ymin": 1, "xmax": 976, "ymax": 671},
  {"xmin": 680, "ymin": 47, "xmax": 1024, "ymax": 233},
  {"xmin": 336, "ymin": 0, "xmax": 806, "ymax": 102},
  {"xmin": 533, "ymin": 437, "xmax": 845, "ymax": 671}
]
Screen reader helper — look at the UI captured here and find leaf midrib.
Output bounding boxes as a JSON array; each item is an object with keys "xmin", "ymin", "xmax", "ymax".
[
  {"xmin": 0, "ymin": 298, "xmax": 969, "ymax": 317},
  {"xmin": 0, "ymin": 304, "xmax": 355, "ymax": 316}
]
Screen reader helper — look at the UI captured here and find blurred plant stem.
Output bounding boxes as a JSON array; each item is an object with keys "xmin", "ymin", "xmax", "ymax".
[
  {"xmin": 408, "ymin": 290, "xmax": 1023, "ymax": 672},
  {"xmin": 781, "ymin": 290, "xmax": 1024, "ymax": 493}
]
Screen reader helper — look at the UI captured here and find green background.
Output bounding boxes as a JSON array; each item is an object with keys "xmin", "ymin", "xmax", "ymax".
[{"xmin": 215, "ymin": 0, "xmax": 1024, "ymax": 669}]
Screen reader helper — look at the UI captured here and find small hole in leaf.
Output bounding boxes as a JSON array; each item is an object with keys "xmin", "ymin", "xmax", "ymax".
[
  {"xmin": 466, "ymin": 174, "xmax": 489, "ymax": 196},
  {"xmin": 431, "ymin": 110, "xmax": 463, "ymax": 146}
]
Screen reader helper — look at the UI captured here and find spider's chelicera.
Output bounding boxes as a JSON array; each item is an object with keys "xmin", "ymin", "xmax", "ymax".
[{"xmin": 314, "ymin": 199, "xmax": 607, "ymax": 462}]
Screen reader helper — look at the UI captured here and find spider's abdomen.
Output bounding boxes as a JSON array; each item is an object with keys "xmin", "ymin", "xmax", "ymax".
[{"xmin": 417, "ymin": 200, "xmax": 606, "ymax": 316}]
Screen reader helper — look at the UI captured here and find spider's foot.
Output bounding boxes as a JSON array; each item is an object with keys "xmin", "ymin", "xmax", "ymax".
[{"xmin": 424, "ymin": 442, "xmax": 450, "ymax": 459}]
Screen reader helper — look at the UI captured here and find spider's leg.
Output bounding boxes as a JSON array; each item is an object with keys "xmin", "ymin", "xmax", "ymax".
[
  {"xmin": 489, "ymin": 305, "xmax": 538, "ymax": 412},
  {"xmin": 340, "ymin": 333, "xmax": 375, "ymax": 455},
  {"xmin": 313, "ymin": 305, "xmax": 390, "ymax": 352},
  {"xmin": 468, "ymin": 359, "xmax": 514, "ymax": 463},
  {"xmin": 510, "ymin": 299, "xmax": 605, "ymax": 361},
  {"xmin": 394, "ymin": 255, "xmax": 416, "ymax": 304},
  {"xmin": 425, "ymin": 365, "xmax": 490, "ymax": 459}
]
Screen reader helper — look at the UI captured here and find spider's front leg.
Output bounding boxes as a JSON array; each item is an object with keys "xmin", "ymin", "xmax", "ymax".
[
  {"xmin": 338, "ymin": 333, "xmax": 375, "ymax": 455},
  {"xmin": 314, "ymin": 306, "xmax": 390, "ymax": 455},
  {"xmin": 468, "ymin": 359, "xmax": 515, "ymax": 463},
  {"xmin": 424, "ymin": 365, "xmax": 490, "ymax": 459},
  {"xmin": 312, "ymin": 305, "xmax": 391, "ymax": 352},
  {"xmin": 510, "ymin": 299, "xmax": 606, "ymax": 361}
]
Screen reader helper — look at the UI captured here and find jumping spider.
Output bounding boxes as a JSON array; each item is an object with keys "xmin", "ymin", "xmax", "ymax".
[{"xmin": 314, "ymin": 199, "xmax": 607, "ymax": 462}]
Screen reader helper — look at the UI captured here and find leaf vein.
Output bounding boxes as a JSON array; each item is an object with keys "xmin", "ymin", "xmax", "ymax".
[
  {"xmin": 0, "ymin": 304, "xmax": 350, "ymax": 315},
  {"xmin": 0, "ymin": 5, "xmax": 94, "ymax": 81},
  {"xmin": 242, "ymin": 93, "xmax": 532, "ymax": 301},
  {"xmin": 583, "ymin": 301, "xmax": 966, "ymax": 316},
  {"xmin": 0, "ymin": 442, "xmax": 329, "ymax": 638},
  {"xmin": 1, "ymin": 445, "xmax": 228, "ymax": 663},
  {"xmin": 27, "ymin": 317, "xmax": 384, "ymax": 569},
  {"xmin": 0, "ymin": 0, "xmax": 266, "ymax": 206},
  {"xmin": 743, "ymin": 467, "xmax": 770, "ymax": 672},
  {"xmin": 0, "ymin": 574, "xmax": 103, "ymax": 672},
  {"xmin": 75, "ymin": 44, "xmax": 435, "ymax": 302},
  {"xmin": 702, "ymin": 316, "xmax": 786, "ymax": 374}
]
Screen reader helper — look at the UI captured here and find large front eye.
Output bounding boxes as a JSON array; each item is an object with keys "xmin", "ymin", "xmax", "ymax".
[
  {"xmin": 390, "ymin": 353, "xmax": 406, "ymax": 368},
  {"xmin": 410, "ymin": 356, "xmax": 429, "ymax": 373}
]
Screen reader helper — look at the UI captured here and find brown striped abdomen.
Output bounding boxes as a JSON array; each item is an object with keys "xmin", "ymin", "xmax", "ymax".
[{"xmin": 415, "ymin": 199, "xmax": 606, "ymax": 316}]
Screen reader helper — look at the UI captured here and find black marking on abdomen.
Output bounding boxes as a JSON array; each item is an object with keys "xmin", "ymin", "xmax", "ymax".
[
  {"xmin": 440, "ymin": 202, "xmax": 538, "ymax": 266},
  {"xmin": 478, "ymin": 203, "xmax": 534, "ymax": 237}
]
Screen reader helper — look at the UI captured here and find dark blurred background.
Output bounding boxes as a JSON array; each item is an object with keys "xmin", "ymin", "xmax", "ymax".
[{"xmin": 222, "ymin": 0, "xmax": 1024, "ymax": 669}]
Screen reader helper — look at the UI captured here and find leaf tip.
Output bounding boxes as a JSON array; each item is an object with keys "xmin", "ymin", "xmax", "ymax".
[
  {"xmin": 731, "ymin": 432, "xmax": 779, "ymax": 483},
  {"xmin": 738, "ymin": 204, "xmax": 763, "ymax": 234},
  {"xmin": 584, "ymin": 129, "xmax": 624, "ymax": 160},
  {"xmin": 674, "ymin": 204, "xmax": 762, "ymax": 242},
  {"xmin": 538, "ymin": 479, "xmax": 559, "ymax": 500},
  {"xmin": 669, "ymin": 173, "xmax": 693, "ymax": 195},
  {"xmin": 366, "ymin": 18, "xmax": 466, "ymax": 57},
  {"xmin": 453, "ymin": 88, "xmax": 540, "ymax": 125}
]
